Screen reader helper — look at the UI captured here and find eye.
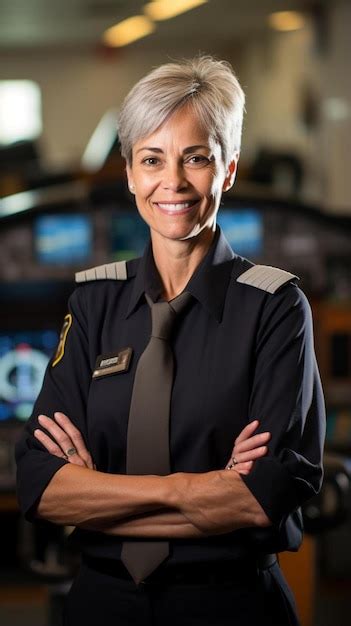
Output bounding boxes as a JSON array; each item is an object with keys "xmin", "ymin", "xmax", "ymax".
[
  {"xmin": 186, "ymin": 155, "xmax": 211, "ymax": 166},
  {"xmin": 142, "ymin": 157, "xmax": 160, "ymax": 166}
]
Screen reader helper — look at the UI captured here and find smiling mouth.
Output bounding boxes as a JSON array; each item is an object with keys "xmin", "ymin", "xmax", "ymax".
[{"xmin": 154, "ymin": 200, "xmax": 199, "ymax": 214}]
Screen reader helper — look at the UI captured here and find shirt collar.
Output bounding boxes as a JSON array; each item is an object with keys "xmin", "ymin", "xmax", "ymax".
[{"xmin": 125, "ymin": 226, "xmax": 236, "ymax": 322}]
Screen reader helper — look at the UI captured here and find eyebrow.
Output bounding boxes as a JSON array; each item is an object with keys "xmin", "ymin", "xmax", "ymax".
[{"xmin": 136, "ymin": 144, "xmax": 210, "ymax": 155}]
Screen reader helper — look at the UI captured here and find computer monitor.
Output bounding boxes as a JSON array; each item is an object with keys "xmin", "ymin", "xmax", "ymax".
[
  {"xmin": 0, "ymin": 330, "xmax": 58, "ymax": 422},
  {"xmin": 34, "ymin": 214, "xmax": 92, "ymax": 265},
  {"xmin": 217, "ymin": 208, "xmax": 263, "ymax": 256}
]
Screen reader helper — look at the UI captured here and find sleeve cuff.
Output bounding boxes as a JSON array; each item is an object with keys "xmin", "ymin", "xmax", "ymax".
[
  {"xmin": 16, "ymin": 450, "xmax": 69, "ymax": 521},
  {"xmin": 241, "ymin": 456, "xmax": 300, "ymax": 527}
]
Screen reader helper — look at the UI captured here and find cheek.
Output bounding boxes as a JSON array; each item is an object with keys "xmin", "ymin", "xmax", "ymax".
[
  {"xmin": 134, "ymin": 187, "xmax": 156, "ymax": 222},
  {"xmin": 137, "ymin": 172, "xmax": 159, "ymax": 197}
]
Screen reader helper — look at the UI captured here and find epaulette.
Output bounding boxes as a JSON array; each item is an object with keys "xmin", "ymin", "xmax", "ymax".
[
  {"xmin": 75, "ymin": 260, "xmax": 128, "ymax": 283},
  {"xmin": 236, "ymin": 264, "xmax": 298, "ymax": 294}
]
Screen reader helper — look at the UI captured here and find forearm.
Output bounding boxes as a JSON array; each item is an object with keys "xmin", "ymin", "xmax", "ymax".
[
  {"xmin": 37, "ymin": 465, "xmax": 270, "ymax": 533},
  {"xmin": 89, "ymin": 472, "xmax": 270, "ymax": 536},
  {"xmin": 82, "ymin": 509, "xmax": 207, "ymax": 539},
  {"xmin": 80, "ymin": 471, "xmax": 269, "ymax": 537},
  {"xmin": 36, "ymin": 464, "xmax": 174, "ymax": 526}
]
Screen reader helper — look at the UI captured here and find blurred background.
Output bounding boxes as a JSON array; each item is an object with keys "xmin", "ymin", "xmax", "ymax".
[{"xmin": 0, "ymin": 1, "xmax": 350, "ymax": 625}]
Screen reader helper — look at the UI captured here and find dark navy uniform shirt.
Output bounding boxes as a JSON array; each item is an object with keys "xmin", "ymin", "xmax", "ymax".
[{"xmin": 15, "ymin": 226, "xmax": 325, "ymax": 565}]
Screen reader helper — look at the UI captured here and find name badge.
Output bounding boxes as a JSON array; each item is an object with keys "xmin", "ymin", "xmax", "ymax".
[{"xmin": 92, "ymin": 347, "xmax": 133, "ymax": 379}]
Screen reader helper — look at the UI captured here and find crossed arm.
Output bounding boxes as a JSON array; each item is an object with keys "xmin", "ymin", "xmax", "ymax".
[{"xmin": 33, "ymin": 413, "xmax": 271, "ymax": 538}]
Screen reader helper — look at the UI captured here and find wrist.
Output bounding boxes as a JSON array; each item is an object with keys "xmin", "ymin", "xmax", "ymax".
[{"xmin": 163, "ymin": 472, "xmax": 187, "ymax": 510}]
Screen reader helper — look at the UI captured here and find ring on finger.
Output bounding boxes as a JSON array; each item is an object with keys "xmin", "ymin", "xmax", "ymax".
[
  {"xmin": 226, "ymin": 456, "xmax": 239, "ymax": 470},
  {"xmin": 65, "ymin": 447, "xmax": 77, "ymax": 457}
]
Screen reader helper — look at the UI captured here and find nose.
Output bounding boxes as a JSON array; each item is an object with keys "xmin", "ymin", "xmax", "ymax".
[{"xmin": 162, "ymin": 161, "xmax": 188, "ymax": 192}]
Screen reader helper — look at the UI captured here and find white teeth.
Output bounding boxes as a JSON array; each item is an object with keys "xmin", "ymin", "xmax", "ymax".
[{"xmin": 157, "ymin": 202, "xmax": 194, "ymax": 211}]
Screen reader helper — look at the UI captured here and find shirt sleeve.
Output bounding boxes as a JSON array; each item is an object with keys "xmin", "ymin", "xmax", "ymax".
[
  {"xmin": 15, "ymin": 287, "xmax": 91, "ymax": 521},
  {"xmin": 241, "ymin": 283, "xmax": 326, "ymax": 528}
]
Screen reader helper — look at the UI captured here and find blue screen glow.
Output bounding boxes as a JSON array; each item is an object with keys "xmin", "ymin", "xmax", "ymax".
[
  {"xmin": 217, "ymin": 209, "xmax": 263, "ymax": 256},
  {"xmin": 35, "ymin": 214, "xmax": 92, "ymax": 264},
  {"xmin": 0, "ymin": 330, "xmax": 58, "ymax": 421}
]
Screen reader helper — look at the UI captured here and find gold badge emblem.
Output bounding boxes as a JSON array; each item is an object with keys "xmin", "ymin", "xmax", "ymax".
[{"xmin": 52, "ymin": 313, "xmax": 72, "ymax": 367}]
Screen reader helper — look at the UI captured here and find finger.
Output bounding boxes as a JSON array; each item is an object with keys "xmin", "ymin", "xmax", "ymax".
[
  {"xmin": 34, "ymin": 429, "xmax": 68, "ymax": 460},
  {"xmin": 225, "ymin": 460, "xmax": 253, "ymax": 474},
  {"xmin": 54, "ymin": 412, "xmax": 94, "ymax": 470},
  {"xmin": 235, "ymin": 461, "xmax": 254, "ymax": 475},
  {"xmin": 234, "ymin": 445, "xmax": 268, "ymax": 464},
  {"xmin": 37, "ymin": 415, "xmax": 86, "ymax": 467},
  {"xmin": 225, "ymin": 458, "xmax": 253, "ymax": 470},
  {"xmin": 235, "ymin": 432, "xmax": 271, "ymax": 454},
  {"xmin": 235, "ymin": 420, "xmax": 260, "ymax": 444}
]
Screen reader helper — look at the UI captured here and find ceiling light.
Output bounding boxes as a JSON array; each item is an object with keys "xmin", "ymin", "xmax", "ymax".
[
  {"xmin": 103, "ymin": 15, "xmax": 155, "ymax": 47},
  {"xmin": 144, "ymin": 0, "xmax": 208, "ymax": 22},
  {"xmin": 268, "ymin": 11, "xmax": 306, "ymax": 32}
]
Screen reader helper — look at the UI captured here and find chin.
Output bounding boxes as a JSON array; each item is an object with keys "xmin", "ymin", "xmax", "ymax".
[
  {"xmin": 164, "ymin": 223, "xmax": 215, "ymax": 244},
  {"xmin": 162, "ymin": 222, "xmax": 205, "ymax": 241},
  {"xmin": 148, "ymin": 213, "xmax": 216, "ymax": 244},
  {"xmin": 178, "ymin": 223, "xmax": 204, "ymax": 240},
  {"xmin": 148, "ymin": 220, "xmax": 189, "ymax": 240},
  {"xmin": 179, "ymin": 218, "xmax": 217, "ymax": 240}
]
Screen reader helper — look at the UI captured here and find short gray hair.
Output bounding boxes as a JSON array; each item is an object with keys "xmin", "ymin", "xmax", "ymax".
[{"xmin": 118, "ymin": 56, "xmax": 245, "ymax": 167}]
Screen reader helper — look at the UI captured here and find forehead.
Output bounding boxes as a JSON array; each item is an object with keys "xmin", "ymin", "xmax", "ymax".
[{"xmin": 133, "ymin": 105, "xmax": 218, "ymax": 152}]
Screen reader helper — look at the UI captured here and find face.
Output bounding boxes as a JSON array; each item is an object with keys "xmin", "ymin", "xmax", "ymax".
[{"xmin": 126, "ymin": 105, "xmax": 237, "ymax": 245}]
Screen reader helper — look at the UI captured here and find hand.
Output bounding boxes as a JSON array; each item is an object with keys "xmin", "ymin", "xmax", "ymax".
[
  {"xmin": 34, "ymin": 412, "xmax": 95, "ymax": 469},
  {"xmin": 225, "ymin": 420, "xmax": 271, "ymax": 475}
]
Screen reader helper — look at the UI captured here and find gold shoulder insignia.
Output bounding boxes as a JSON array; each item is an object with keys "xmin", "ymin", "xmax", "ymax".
[
  {"xmin": 75, "ymin": 260, "xmax": 127, "ymax": 283},
  {"xmin": 236, "ymin": 265, "xmax": 299, "ymax": 294},
  {"xmin": 52, "ymin": 313, "xmax": 72, "ymax": 367}
]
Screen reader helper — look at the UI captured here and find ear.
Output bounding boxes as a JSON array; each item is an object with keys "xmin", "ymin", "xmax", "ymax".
[
  {"xmin": 222, "ymin": 156, "xmax": 238, "ymax": 192},
  {"xmin": 126, "ymin": 164, "xmax": 135, "ymax": 194}
]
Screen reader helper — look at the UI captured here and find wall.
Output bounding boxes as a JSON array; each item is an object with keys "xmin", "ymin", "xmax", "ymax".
[
  {"xmin": 320, "ymin": 0, "xmax": 351, "ymax": 213},
  {"xmin": 0, "ymin": 48, "xmax": 169, "ymax": 168},
  {"xmin": 238, "ymin": 24, "xmax": 325, "ymax": 204},
  {"xmin": 234, "ymin": 0, "xmax": 351, "ymax": 213}
]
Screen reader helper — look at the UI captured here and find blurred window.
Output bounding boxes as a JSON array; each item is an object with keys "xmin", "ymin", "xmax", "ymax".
[{"xmin": 0, "ymin": 80, "xmax": 42, "ymax": 144}]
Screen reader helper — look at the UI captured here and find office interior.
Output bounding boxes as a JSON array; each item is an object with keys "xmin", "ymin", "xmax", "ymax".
[{"xmin": 0, "ymin": 1, "xmax": 351, "ymax": 624}]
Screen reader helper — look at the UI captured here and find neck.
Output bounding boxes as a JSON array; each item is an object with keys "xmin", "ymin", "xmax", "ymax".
[{"xmin": 150, "ymin": 227, "xmax": 216, "ymax": 301}]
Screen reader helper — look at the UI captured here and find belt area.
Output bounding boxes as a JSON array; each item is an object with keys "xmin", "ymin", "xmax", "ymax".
[{"xmin": 83, "ymin": 554, "xmax": 277, "ymax": 585}]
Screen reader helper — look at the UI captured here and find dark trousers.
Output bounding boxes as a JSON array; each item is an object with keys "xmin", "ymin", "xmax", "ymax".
[{"xmin": 64, "ymin": 557, "xmax": 300, "ymax": 626}]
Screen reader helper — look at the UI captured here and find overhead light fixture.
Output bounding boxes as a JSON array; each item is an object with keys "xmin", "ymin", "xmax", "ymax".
[
  {"xmin": 144, "ymin": 0, "xmax": 208, "ymax": 22},
  {"xmin": 103, "ymin": 15, "xmax": 155, "ymax": 47},
  {"xmin": 268, "ymin": 11, "xmax": 306, "ymax": 32}
]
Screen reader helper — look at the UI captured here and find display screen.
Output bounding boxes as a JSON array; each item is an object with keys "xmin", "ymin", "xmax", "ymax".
[
  {"xmin": 0, "ymin": 330, "xmax": 58, "ymax": 421},
  {"xmin": 34, "ymin": 214, "xmax": 92, "ymax": 264},
  {"xmin": 217, "ymin": 208, "xmax": 263, "ymax": 256},
  {"xmin": 111, "ymin": 211, "xmax": 149, "ymax": 260}
]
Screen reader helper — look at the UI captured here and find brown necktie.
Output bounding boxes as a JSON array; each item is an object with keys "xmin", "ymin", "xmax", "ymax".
[{"xmin": 121, "ymin": 291, "xmax": 192, "ymax": 584}]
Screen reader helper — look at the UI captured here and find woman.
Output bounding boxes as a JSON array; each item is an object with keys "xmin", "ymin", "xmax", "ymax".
[{"xmin": 16, "ymin": 56, "xmax": 325, "ymax": 626}]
